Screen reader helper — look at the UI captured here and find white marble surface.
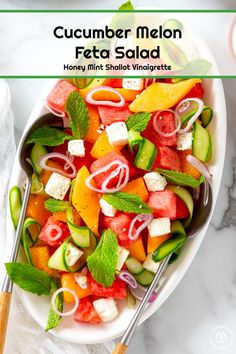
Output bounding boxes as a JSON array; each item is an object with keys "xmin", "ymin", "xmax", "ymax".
[{"xmin": 1, "ymin": 0, "xmax": 236, "ymax": 353}]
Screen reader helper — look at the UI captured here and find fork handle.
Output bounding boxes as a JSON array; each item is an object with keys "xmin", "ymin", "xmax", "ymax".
[
  {"xmin": 0, "ymin": 292, "xmax": 12, "ymax": 354},
  {"xmin": 112, "ymin": 343, "xmax": 128, "ymax": 354}
]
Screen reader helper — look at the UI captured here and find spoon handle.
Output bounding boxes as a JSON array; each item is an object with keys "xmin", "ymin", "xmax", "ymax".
[
  {"xmin": 0, "ymin": 179, "xmax": 31, "ymax": 354},
  {"xmin": 113, "ymin": 254, "xmax": 171, "ymax": 354},
  {"xmin": 0, "ymin": 292, "xmax": 11, "ymax": 354}
]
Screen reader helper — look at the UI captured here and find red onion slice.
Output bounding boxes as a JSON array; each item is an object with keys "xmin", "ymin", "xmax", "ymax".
[
  {"xmin": 186, "ymin": 154, "xmax": 212, "ymax": 184},
  {"xmin": 129, "ymin": 286, "xmax": 157, "ymax": 303},
  {"xmin": 118, "ymin": 271, "xmax": 137, "ymax": 289},
  {"xmin": 44, "ymin": 224, "xmax": 62, "ymax": 242},
  {"xmin": 176, "ymin": 98, "xmax": 204, "ymax": 134},
  {"xmin": 153, "ymin": 109, "xmax": 181, "ymax": 137},
  {"xmin": 45, "ymin": 101, "xmax": 65, "ymax": 118},
  {"xmin": 128, "ymin": 214, "xmax": 153, "ymax": 241},
  {"xmin": 85, "ymin": 86, "xmax": 125, "ymax": 107},
  {"xmin": 51, "ymin": 287, "xmax": 79, "ymax": 317},
  {"xmin": 39, "ymin": 152, "xmax": 77, "ymax": 179},
  {"xmin": 85, "ymin": 160, "xmax": 129, "ymax": 193}
]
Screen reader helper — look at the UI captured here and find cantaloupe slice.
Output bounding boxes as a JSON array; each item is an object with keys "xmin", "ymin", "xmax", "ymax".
[
  {"xmin": 122, "ymin": 177, "xmax": 149, "ymax": 202},
  {"xmin": 72, "ymin": 166, "xmax": 100, "ymax": 235},
  {"xmin": 129, "ymin": 79, "xmax": 201, "ymax": 113},
  {"xmin": 128, "ymin": 238, "xmax": 146, "ymax": 262},
  {"xmin": 147, "ymin": 233, "xmax": 171, "ymax": 254},
  {"xmin": 90, "ymin": 131, "xmax": 122, "ymax": 159}
]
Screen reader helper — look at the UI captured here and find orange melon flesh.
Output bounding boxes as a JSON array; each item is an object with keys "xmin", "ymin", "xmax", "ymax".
[
  {"xmin": 85, "ymin": 104, "xmax": 100, "ymax": 144},
  {"xmin": 90, "ymin": 131, "xmax": 122, "ymax": 159},
  {"xmin": 61, "ymin": 273, "xmax": 92, "ymax": 303},
  {"xmin": 128, "ymin": 238, "xmax": 146, "ymax": 262},
  {"xmin": 147, "ymin": 233, "xmax": 171, "ymax": 254},
  {"xmin": 122, "ymin": 177, "xmax": 149, "ymax": 202},
  {"xmin": 129, "ymin": 79, "xmax": 201, "ymax": 113},
  {"xmin": 72, "ymin": 166, "xmax": 100, "ymax": 235},
  {"xmin": 30, "ymin": 246, "xmax": 58, "ymax": 277}
]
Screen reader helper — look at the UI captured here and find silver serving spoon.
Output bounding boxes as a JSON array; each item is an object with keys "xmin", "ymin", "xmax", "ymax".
[
  {"xmin": 113, "ymin": 182, "xmax": 212, "ymax": 354},
  {"xmin": 0, "ymin": 113, "xmax": 63, "ymax": 353}
]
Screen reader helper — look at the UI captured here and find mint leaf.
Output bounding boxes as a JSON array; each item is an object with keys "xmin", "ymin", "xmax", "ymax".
[
  {"xmin": 45, "ymin": 280, "xmax": 63, "ymax": 332},
  {"xmin": 126, "ymin": 112, "xmax": 151, "ymax": 132},
  {"xmin": 66, "ymin": 91, "xmax": 89, "ymax": 139},
  {"xmin": 45, "ymin": 199, "xmax": 70, "ymax": 213},
  {"xmin": 26, "ymin": 127, "xmax": 73, "ymax": 146},
  {"xmin": 110, "ymin": 1, "xmax": 134, "ymax": 30},
  {"xmin": 5, "ymin": 262, "xmax": 52, "ymax": 295},
  {"xmin": 87, "ymin": 229, "xmax": 118, "ymax": 287},
  {"xmin": 119, "ymin": 0, "xmax": 134, "ymax": 10},
  {"xmin": 102, "ymin": 192, "xmax": 152, "ymax": 214},
  {"xmin": 155, "ymin": 168, "xmax": 204, "ymax": 188}
]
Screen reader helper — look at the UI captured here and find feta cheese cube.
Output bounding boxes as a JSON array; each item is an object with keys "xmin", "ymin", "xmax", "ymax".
[
  {"xmin": 106, "ymin": 122, "xmax": 128, "ymax": 146},
  {"xmin": 93, "ymin": 298, "xmax": 118, "ymax": 322},
  {"xmin": 100, "ymin": 198, "xmax": 117, "ymax": 217},
  {"xmin": 177, "ymin": 132, "xmax": 193, "ymax": 151},
  {"xmin": 148, "ymin": 218, "xmax": 171, "ymax": 237},
  {"xmin": 143, "ymin": 172, "xmax": 167, "ymax": 192},
  {"xmin": 65, "ymin": 243, "xmax": 84, "ymax": 267},
  {"xmin": 45, "ymin": 172, "xmax": 71, "ymax": 200},
  {"xmin": 68, "ymin": 139, "xmax": 85, "ymax": 157},
  {"xmin": 116, "ymin": 246, "xmax": 130, "ymax": 271},
  {"xmin": 123, "ymin": 78, "xmax": 143, "ymax": 90},
  {"xmin": 143, "ymin": 253, "xmax": 160, "ymax": 273},
  {"xmin": 75, "ymin": 275, "xmax": 88, "ymax": 289}
]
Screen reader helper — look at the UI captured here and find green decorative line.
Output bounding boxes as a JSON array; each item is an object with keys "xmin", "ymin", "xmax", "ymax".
[
  {"xmin": 2, "ymin": 75, "xmax": 236, "ymax": 79},
  {"xmin": 0, "ymin": 10, "xmax": 235, "ymax": 13}
]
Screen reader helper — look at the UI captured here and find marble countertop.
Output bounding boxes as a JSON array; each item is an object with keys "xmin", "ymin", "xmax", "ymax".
[{"xmin": 1, "ymin": 1, "xmax": 236, "ymax": 353}]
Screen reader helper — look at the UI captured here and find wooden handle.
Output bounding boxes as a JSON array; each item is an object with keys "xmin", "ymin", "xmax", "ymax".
[
  {"xmin": 0, "ymin": 292, "xmax": 12, "ymax": 354},
  {"xmin": 112, "ymin": 342, "xmax": 128, "ymax": 354}
]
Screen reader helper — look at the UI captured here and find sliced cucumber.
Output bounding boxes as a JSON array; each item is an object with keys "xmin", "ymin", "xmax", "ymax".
[
  {"xmin": 70, "ymin": 225, "xmax": 90, "ymax": 248},
  {"xmin": 125, "ymin": 256, "xmax": 144, "ymax": 275},
  {"xmin": 192, "ymin": 122, "xmax": 212, "ymax": 162},
  {"xmin": 72, "ymin": 78, "xmax": 94, "ymax": 89},
  {"xmin": 66, "ymin": 207, "xmax": 90, "ymax": 248},
  {"xmin": 31, "ymin": 173, "xmax": 45, "ymax": 195},
  {"xmin": 152, "ymin": 233, "xmax": 186, "ymax": 262},
  {"xmin": 134, "ymin": 269, "xmax": 154, "ymax": 287},
  {"xmin": 167, "ymin": 185, "xmax": 194, "ymax": 227},
  {"xmin": 9, "ymin": 186, "xmax": 22, "ymax": 229},
  {"xmin": 171, "ymin": 220, "xmax": 186, "ymax": 237},
  {"xmin": 48, "ymin": 238, "xmax": 69, "ymax": 272},
  {"xmin": 31, "ymin": 144, "xmax": 48, "ymax": 174},
  {"xmin": 126, "ymin": 287, "xmax": 136, "ymax": 309},
  {"xmin": 134, "ymin": 138, "xmax": 157, "ymax": 171},
  {"xmin": 200, "ymin": 106, "xmax": 213, "ymax": 128}
]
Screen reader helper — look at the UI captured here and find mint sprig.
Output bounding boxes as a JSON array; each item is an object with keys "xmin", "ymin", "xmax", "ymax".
[
  {"xmin": 5, "ymin": 262, "xmax": 53, "ymax": 295},
  {"xmin": 155, "ymin": 168, "xmax": 204, "ymax": 188},
  {"xmin": 26, "ymin": 127, "xmax": 73, "ymax": 146},
  {"xmin": 45, "ymin": 280, "xmax": 63, "ymax": 332},
  {"xmin": 87, "ymin": 229, "xmax": 118, "ymax": 288},
  {"xmin": 126, "ymin": 112, "xmax": 151, "ymax": 132},
  {"xmin": 45, "ymin": 199, "xmax": 70, "ymax": 213},
  {"xmin": 102, "ymin": 192, "xmax": 152, "ymax": 214},
  {"xmin": 66, "ymin": 91, "xmax": 89, "ymax": 139}
]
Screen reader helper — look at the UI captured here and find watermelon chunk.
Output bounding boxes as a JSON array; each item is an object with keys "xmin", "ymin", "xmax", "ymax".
[
  {"xmin": 74, "ymin": 297, "xmax": 101, "ymax": 324},
  {"xmin": 154, "ymin": 146, "xmax": 181, "ymax": 172},
  {"xmin": 148, "ymin": 190, "xmax": 177, "ymax": 220},
  {"xmin": 47, "ymin": 80, "xmax": 77, "ymax": 113},
  {"xmin": 184, "ymin": 83, "xmax": 204, "ymax": 99},
  {"xmin": 175, "ymin": 195, "xmax": 189, "ymax": 219},
  {"xmin": 102, "ymin": 213, "xmax": 136, "ymax": 247},
  {"xmin": 88, "ymin": 273, "xmax": 126, "ymax": 299},
  {"xmin": 152, "ymin": 111, "xmax": 177, "ymax": 147},
  {"xmin": 90, "ymin": 151, "xmax": 129, "ymax": 189},
  {"xmin": 98, "ymin": 104, "xmax": 131, "ymax": 125},
  {"xmin": 38, "ymin": 216, "xmax": 70, "ymax": 247}
]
